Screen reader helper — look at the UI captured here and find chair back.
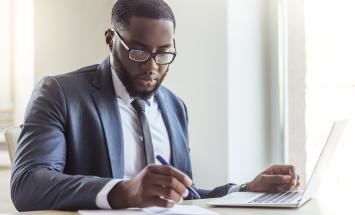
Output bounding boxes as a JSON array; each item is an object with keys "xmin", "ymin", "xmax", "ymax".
[{"xmin": 4, "ymin": 126, "xmax": 21, "ymax": 164}]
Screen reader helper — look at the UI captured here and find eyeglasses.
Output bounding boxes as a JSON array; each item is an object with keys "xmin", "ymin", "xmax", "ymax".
[{"xmin": 112, "ymin": 28, "xmax": 177, "ymax": 65}]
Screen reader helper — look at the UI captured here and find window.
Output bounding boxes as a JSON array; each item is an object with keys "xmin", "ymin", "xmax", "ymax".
[
  {"xmin": 0, "ymin": 0, "xmax": 34, "ymax": 131},
  {"xmin": 304, "ymin": 0, "xmax": 355, "ymax": 196},
  {"xmin": 0, "ymin": 0, "xmax": 14, "ymax": 133},
  {"xmin": 287, "ymin": 0, "xmax": 355, "ymax": 196}
]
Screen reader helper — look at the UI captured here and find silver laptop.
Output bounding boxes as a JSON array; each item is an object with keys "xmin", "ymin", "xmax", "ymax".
[{"xmin": 208, "ymin": 120, "xmax": 347, "ymax": 208}]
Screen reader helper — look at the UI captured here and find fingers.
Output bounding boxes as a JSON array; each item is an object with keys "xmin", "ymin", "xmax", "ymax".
[
  {"xmin": 270, "ymin": 179, "xmax": 301, "ymax": 193},
  {"xmin": 288, "ymin": 166, "xmax": 297, "ymax": 186},
  {"xmin": 145, "ymin": 196, "xmax": 175, "ymax": 208},
  {"xmin": 147, "ymin": 165, "xmax": 192, "ymax": 187},
  {"xmin": 150, "ymin": 185, "xmax": 183, "ymax": 204},
  {"xmin": 288, "ymin": 174, "xmax": 300, "ymax": 190},
  {"xmin": 143, "ymin": 165, "xmax": 190, "ymax": 205},
  {"xmin": 267, "ymin": 175, "xmax": 301, "ymax": 193},
  {"xmin": 261, "ymin": 174, "xmax": 292, "ymax": 185},
  {"xmin": 264, "ymin": 164, "xmax": 299, "ymax": 187},
  {"xmin": 151, "ymin": 174, "xmax": 188, "ymax": 197},
  {"xmin": 291, "ymin": 179, "xmax": 301, "ymax": 191},
  {"xmin": 267, "ymin": 164, "xmax": 296, "ymax": 175},
  {"xmin": 248, "ymin": 165, "xmax": 301, "ymax": 193},
  {"xmin": 273, "ymin": 183, "xmax": 294, "ymax": 193}
]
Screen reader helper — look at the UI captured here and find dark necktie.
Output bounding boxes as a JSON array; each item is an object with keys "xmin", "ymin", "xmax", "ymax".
[{"xmin": 131, "ymin": 99, "xmax": 155, "ymax": 165}]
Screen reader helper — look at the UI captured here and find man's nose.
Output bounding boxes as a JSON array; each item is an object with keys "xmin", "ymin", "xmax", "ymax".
[{"xmin": 141, "ymin": 56, "xmax": 159, "ymax": 72}]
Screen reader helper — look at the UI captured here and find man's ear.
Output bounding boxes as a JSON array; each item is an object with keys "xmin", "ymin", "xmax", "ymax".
[{"xmin": 105, "ymin": 29, "xmax": 114, "ymax": 50}]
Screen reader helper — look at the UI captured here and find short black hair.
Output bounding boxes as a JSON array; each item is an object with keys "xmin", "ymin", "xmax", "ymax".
[{"xmin": 111, "ymin": 0, "xmax": 176, "ymax": 30}]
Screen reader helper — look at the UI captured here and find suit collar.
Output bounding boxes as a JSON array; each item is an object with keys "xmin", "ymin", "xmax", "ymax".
[
  {"xmin": 155, "ymin": 90, "xmax": 191, "ymax": 177},
  {"xmin": 91, "ymin": 57, "xmax": 111, "ymax": 89},
  {"xmin": 91, "ymin": 57, "xmax": 124, "ymax": 178}
]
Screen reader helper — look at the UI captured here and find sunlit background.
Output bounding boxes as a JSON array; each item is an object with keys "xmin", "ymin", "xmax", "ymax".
[
  {"xmin": 304, "ymin": 0, "xmax": 355, "ymax": 202},
  {"xmin": 0, "ymin": 0, "xmax": 355, "ymax": 212}
]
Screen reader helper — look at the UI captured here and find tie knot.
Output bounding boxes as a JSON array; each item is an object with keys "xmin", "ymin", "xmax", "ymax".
[{"xmin": 131, "ymin": 99, "xmax": 146, "ymax": 112}]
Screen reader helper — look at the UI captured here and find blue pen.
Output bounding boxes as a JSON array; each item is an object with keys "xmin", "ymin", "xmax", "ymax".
[{"xmin": 156, "ymin": 155, "xmax": 201, "ymax": 199}]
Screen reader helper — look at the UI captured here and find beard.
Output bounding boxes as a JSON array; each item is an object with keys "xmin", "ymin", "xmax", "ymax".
[{"xmin": 111, "ymin": 49, "xmax": 168, "ymax": 100}]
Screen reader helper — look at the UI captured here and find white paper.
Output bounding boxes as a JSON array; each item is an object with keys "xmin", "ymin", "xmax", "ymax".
[
  {"xmin": 143, "ymin": 205, "xmax": 218, "ymax": 214},
  {"xmin": 79, "ymin": 205, "xmax": 218, "ymax": 215}
]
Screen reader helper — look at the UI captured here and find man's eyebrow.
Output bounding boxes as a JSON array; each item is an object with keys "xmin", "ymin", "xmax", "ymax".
[{"xmin": 130, "ymin": 39, "xmax": 173, "ymax": 49}]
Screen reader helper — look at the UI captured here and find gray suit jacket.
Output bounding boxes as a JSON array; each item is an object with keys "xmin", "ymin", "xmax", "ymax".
[{"xmin": 11, "ymin": 58, "xmax": 235, "ymax": 211}]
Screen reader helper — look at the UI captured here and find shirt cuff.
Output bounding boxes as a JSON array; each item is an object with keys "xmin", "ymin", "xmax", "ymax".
[
  {"xmin": 227, "ymin": 184, "xmax": 242, "ymax": 194},
  {"xmin": 96, "ymin": 179, "xmax": 124, "ymax": 209}
]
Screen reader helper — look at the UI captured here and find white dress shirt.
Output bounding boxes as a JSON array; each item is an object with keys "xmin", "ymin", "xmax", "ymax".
[
  {"xmin": 96, "ymin": 56, "xmax": 240, "ymax": 208},
  {"xmin": 95, "ymin": 57, "xmax": 171, "ymax": 209}
]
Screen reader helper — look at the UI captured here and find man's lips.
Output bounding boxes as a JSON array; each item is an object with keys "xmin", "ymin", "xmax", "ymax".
[
  {"xmin": 135, "ymin": 77, "xmax": 157, "ymax": 87},
  {"xmin": 133, "ymin": 72, "xmax": 159, "ymax": 88}
]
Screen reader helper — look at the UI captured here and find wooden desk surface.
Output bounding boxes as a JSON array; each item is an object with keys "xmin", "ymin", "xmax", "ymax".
[
  {"xmin": 1, "ymin": 156, "xmax": 352, "ymax": 215},
  {"xmin": 0, "ymin": 196, "xmax": 350, "ymax": 215}
]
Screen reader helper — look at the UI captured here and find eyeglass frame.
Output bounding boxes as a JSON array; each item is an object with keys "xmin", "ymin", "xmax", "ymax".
[{"xmin": 112, "ymin": 28, "xmax": 177, "ymax": 65}]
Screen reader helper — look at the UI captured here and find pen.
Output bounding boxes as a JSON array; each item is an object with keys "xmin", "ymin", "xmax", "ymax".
[{"xmin": 156, "ymin": 155, "xmax": 201, "ymax": 199}]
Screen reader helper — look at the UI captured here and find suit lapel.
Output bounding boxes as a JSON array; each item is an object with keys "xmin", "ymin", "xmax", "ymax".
[
  {"xmin": 91, "ymin": 58, "xmax": 124, "ymax": 178},
  {"xmin": 155, "ymin": 90, "xmax": 188, "ymax": 174}
]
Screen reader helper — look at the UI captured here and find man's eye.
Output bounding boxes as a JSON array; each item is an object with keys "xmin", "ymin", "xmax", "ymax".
[
  {"xmin": 157, "ymin": 49, "xmax": 172, "ymax": 53},
  {"xmin": 131, "ymin": 46, "xmax": 149, "ymax": 52}
]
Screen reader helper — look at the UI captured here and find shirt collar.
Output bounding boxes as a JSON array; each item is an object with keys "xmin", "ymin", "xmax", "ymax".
[{"xmin": 110, "ymin": 54, "xmax": 154, "ymax": 106}]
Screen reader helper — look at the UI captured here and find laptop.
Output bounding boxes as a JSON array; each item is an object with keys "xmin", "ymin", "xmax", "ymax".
[{"xmin": 208, "ymin": 120, "xmax": 347, "ymax": 208}]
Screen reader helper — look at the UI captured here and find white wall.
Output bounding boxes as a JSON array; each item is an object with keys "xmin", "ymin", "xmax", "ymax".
[
  {"xmin": 165, "ymin": 0, "xmax": 229, "ymax": 188},
  {"xmin": 34, "ymin": 0, "xmax": 113, "ymax": 81},
  {"xmin": 287, "ymin": 0, "xmax": 307, "ymax": 185},
  {"xmin": 0, "ymin": 0, "xmax": 13, "ymax": 111},
  {"xmin": 227, "ymin": 0, "xmax": 274, "ymax": 183},
  {"xmin": 0, "ymin": 0, "xmax": 35, "ymax": 125},
  {"xmin": 13, "ymin": 0, "xmax": 35, "ymax": 125}
]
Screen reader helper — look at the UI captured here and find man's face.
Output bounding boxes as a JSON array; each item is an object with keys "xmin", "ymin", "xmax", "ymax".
[{"xmin": 108, "ymin": 17, "xmax": 175, "ymax": 98}]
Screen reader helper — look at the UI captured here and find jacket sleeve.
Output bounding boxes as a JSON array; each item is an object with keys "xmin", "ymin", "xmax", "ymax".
[
  {"xmin": 10, "ymin": 77, "xmax": 111, "ymax": 211},
  {"xmin": 195, "ymin": 183, "xmax": 236, "ymax": 199}
]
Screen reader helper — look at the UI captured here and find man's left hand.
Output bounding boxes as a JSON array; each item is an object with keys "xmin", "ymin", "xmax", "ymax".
[{"xmin": 246, "ymin": 165, "xmax": 300, "ymax": 193}]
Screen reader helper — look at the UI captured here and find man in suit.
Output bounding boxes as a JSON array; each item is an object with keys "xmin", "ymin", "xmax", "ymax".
[{"xmin": 11, "ymin": 0, "xmax": 299, "ymax": 211}]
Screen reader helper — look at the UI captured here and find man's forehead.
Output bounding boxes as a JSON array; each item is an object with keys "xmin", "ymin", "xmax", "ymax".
[{"xmin": 122, "ymin": 16, "xmax": 175, "ymax": 43}]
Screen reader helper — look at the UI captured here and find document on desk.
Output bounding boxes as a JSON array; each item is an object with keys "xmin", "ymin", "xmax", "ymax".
[{"xmin": 79, "ymin": 205, "xmax": 217, "ymax": 215}]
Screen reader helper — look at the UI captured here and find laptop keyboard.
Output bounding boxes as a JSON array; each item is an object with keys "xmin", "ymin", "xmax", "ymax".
[{"xmin": 249, "ymin": 191, "xmax": 303, "ymax": 204}]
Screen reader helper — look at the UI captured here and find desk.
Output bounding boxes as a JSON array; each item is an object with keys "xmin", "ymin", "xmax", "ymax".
[
  {"xmin": 1, "ymin": 164, "xmax": 352, "ymax": 214},
  {"xmin": 0, "ymin": 197, "xmax": 350, "ymax": 215}
]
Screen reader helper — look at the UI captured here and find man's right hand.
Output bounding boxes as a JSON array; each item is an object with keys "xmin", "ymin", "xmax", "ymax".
[{"xmin": 107, "ymin": 165, "xmax": 192, "ymax": 208}]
